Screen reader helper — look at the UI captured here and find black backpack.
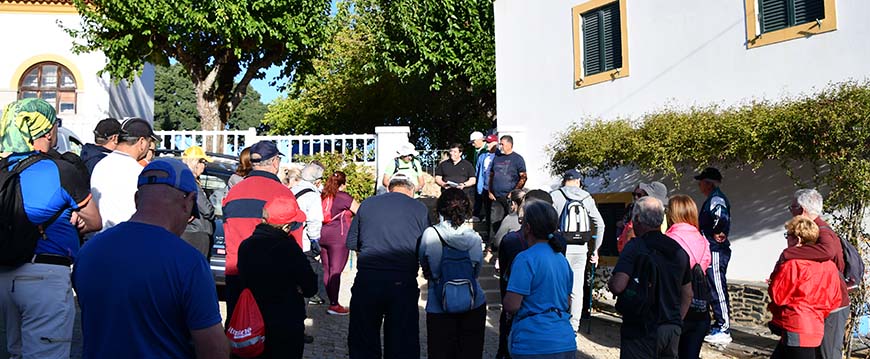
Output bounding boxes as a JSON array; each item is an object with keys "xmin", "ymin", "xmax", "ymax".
[
  {"xmin": 0, "ymin": 153, "xmax": 66, "ymax": 266},
  {"xmin": 821, "ymin": 225, "xmax": 866, "ymax": 291},
  {"xmin": 615, "ymin": 238, "xmax": 660, "ymax": 333},
  {"xmin": 688, "ymin": 263, "xmax": 711, "ymax": 314}
]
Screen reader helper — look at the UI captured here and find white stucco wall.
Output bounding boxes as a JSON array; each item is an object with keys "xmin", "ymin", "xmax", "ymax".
[
  {"xmin": 494, "ymin": 0, "xmax": 870, "ymax": 280},
  {"xmin": 0, "ymin": 11, "xmax": 154, "ymax": 144}
]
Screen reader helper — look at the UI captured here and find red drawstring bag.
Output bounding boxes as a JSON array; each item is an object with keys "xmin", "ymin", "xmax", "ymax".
[{"xmin": 226, "ymin": 288, "xmax": 265, "ymax": 357}]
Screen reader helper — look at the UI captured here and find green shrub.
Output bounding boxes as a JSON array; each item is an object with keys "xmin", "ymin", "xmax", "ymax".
[
  {"xmin": 294, "ymin": 151, "xmax": 375, "ymax": 201},
  {"xmin": 550, "ymin": 81, "xmax": 870, "ymax": 354}
]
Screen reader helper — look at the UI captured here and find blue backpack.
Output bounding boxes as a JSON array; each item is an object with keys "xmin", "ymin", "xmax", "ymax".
[{"xmin": 432, "ymin": 227, "xmax": 479, "ymax": 313}]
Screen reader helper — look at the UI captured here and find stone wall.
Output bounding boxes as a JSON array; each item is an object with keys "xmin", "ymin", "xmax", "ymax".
[{"xmin": 727, "ymin": 280, "xmax": 772, "ymax": 326}]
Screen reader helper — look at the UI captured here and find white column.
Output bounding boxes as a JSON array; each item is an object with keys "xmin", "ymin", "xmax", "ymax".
[{"xmin": 374, "ymin": 126, "xmax": 410, "ymax": 193}]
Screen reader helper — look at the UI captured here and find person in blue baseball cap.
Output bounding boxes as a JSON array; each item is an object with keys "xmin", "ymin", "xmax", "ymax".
[{"xmin": 73, "ymin": 157, "xmax": 228, "ymax": 358}]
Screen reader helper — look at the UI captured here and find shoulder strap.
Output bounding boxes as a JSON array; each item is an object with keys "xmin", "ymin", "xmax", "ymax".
[
  {"xmin": 393, "ymin": 158, "xmax": 400, "ymax": 174},
  {"xmin": 294, "ymin": 188, "xmax": 315, "ymax": 199},
  {"xmin": 432, "ymin": 226, "xmax": 449, "ymax": 249}
]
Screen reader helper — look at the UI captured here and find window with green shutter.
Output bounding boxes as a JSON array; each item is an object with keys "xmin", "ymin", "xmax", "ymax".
[
  {"xmin": 759, "ymin": 0, "xmax": 825, "ymax": 34},
  {"xmin": 581, "ymin": 3, "xmax": 622, "ymax": 77}
]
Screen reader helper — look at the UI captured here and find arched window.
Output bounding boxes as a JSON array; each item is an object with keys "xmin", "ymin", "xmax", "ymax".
[{"xmin": 18, "ymin": 62, "xmax": 77, "ymax": 114}]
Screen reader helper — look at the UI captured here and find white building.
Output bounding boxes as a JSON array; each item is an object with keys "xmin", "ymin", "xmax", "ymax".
[
  {"xmin": 0, "ymin": 0, "xmax": 154, "ymax": 145},
  {"xmin": 494, "ymin": 0, "xmax": 870, "ymax": 280}
]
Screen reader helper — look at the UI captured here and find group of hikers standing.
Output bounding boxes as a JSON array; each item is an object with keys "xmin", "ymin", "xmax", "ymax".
[{"xmin": 0, "ymin": 97, "xmax": 859, "ymax": 359}]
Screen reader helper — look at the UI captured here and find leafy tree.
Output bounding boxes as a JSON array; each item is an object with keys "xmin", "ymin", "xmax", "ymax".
[
  {"xmin": 154, "ymin": 64, "xmax": 268, "ymax": 131},
  {"xmin": 264, "ymin": 0, "xmax": 494, "ymax": 147},
  {"xmin": 66, "ymin": 0, "xmax": 331, "ymax": 132}
]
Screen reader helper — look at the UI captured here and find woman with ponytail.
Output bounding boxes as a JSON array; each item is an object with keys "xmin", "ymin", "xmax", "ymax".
[
  {"xmin": 419, "ymin": 188, "xmax": 486, "ymax": 359},
  {"xmin": 319, "ymin": 171, "xmax": 359, "ymax": 315},
  {"xmin": 502, "ymin": 200, "xmax": 576, "ymax": 358}
]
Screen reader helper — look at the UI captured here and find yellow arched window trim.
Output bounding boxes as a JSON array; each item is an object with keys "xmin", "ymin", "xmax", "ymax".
[{"xmin": 10, "ymin": 54, "xmax": 85, "ymax": 91}]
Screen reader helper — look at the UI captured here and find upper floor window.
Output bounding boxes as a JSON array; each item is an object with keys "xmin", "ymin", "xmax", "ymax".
[
  {"xmin": 745, "ymin": 0, "xmax": 837, "ymax": 48},
  {"xmin": 573, "ymin": 0, "xmax": 629, "ymax": 88},
  {"xmin": 18, "ymin": 62, "xmax": 77, "ymax": 114}
]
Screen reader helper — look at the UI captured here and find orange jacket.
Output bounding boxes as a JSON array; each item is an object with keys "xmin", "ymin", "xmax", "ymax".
[{"xmin": 768, "ymin": 259, "xmax": 843, "ymax": 347}]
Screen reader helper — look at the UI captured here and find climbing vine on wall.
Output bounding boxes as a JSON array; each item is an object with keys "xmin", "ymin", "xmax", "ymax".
[{"xmin": 549, "ymin": 81, "xmax": 870, "ymax": 353}]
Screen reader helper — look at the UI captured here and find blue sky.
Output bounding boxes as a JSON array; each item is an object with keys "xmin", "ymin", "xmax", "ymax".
[{"xmin": 248, "ymin": 65, "xmax": 283, "ymax": 104}]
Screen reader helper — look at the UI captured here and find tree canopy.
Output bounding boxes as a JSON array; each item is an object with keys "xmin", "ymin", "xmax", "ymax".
[
  {"xmin": 263, "ymin": 0, "xmax": 495, "ymax": 147},
  {"xmin": 67, "ymin": 0, "xmax": 331, "ymax": 132},
  {"xmin": 154, "ymin": 63, "xmax": 267, "ymax": 131}
]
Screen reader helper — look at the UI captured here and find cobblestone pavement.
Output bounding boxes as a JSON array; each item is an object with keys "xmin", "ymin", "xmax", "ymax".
[{"xmin": 216, "ymin": 268, "xmax": 747, "ymax": 359}]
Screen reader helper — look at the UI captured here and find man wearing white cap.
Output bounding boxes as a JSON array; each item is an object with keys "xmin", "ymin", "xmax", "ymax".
[
  {"xmin": 381, "ymin": 142, "xmax": 424, "ymax": 193},
  {"xmin": 467, "ymin": 131, "xmax": 486, "ymax": 168}
]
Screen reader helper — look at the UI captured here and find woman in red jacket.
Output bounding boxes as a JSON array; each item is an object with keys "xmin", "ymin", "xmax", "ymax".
[{"xmin": 768, "ymin": 216, "xmax": 842, "ymax": 359}]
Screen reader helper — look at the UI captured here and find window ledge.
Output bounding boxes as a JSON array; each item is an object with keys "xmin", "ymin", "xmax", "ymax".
[{"xmin": 574, "ymin": 68, "xmax": 629, "ymax": 89}]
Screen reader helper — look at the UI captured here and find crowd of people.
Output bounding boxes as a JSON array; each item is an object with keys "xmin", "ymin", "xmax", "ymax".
[{"xmin": 0, "ymin": 97, "xmax": 856, "ymax": 359}]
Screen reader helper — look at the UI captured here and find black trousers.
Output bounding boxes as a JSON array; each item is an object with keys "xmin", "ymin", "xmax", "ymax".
[
  {"xmin": 620, "ymin": 324, "xmax": 681, "ymax": 359},
  {"xmin": 489, "ymin": 196, "xmax": 510, "ymax": 243},
  {"xmin": 679, "ymin": 318, "xmax": 710, "ymax": 359},
  {"xmin": 225, "ymin": 274, "xmax": 241, "ymax": 329},
  {"xmin": 348, "ymin": 275, "xmax": 420, "ymax": 359},
  {"xmin": 426, "ymin": 305, "xmax": 486, "ymax": 359},
  {"xmin": 305, "ymin": 250, "xmax": 328, "ymax": 301},
  {"xmin": 497, "ymin": 278, "xmax": 512, "ymax": 359},
  {"xmin": 771, "ymin": 341, "xmax": 820, "ymax": 359}
]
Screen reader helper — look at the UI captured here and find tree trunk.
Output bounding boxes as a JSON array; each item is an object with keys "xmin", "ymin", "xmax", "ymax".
[{"xmin": 194, "ymin": 82, "xmax": 223, "ymax": 152}]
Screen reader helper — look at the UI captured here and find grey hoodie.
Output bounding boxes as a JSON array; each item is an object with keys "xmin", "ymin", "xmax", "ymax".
[
  {"xmin": 551, "ymin": 186, "xmax": 606, "ymax": 252},
  {"xmin": 419, "ymin": 220, "xmax": 486, "ymax": 313}
]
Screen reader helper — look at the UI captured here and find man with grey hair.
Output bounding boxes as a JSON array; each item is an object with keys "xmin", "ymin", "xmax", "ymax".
[
  {"xmin": 782, "ymin": 188, "xmax": 849, "ymax": 359},
  {"xmin": 291, "ymin": 161, "xmax": 328, "ymax": 305},
  {"xmin": 694, "ymin": 167, "xmax": 733, "ymax": 344},
  {"xmin": 610, "ymin": 196, "xmax": 692, "ymax": 359},
  {"xmin": 346, "ymin": 173, "xmax": 430, "ymax": 358}
]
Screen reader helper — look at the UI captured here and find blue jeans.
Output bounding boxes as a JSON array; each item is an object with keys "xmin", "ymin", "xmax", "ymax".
[{"xmin": 0, "ymin": 263, "xmax": 75, "ymax": 359}]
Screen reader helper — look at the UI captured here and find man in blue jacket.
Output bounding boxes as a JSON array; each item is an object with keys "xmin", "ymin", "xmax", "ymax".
[{"xmin": 695, "ymin": 167, "xmax": 733, "ymax": 344}]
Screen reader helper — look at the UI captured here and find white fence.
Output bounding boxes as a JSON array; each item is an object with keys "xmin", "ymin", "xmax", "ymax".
[{"xmin": 154, "ymin": 128, "xmax": 377, "ymax": 166}]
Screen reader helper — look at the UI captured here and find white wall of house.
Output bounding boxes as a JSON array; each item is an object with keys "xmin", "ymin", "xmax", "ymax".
[
  {"xmin": 0, "ymin": 11, "xmax": 154, "ymax": 144},
  {"xmin": 494, "ymin": 0, "xmax": 870, "ymax": 280}
]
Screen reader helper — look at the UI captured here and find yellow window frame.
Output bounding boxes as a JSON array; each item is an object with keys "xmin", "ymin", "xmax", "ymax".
[
  {"xmin": 572, "ymin": 0, "xmax": 630, "ymax": 89},
  {"xmin": 744, "ymin": 0, "xmax": 837, "ymax": 49}
]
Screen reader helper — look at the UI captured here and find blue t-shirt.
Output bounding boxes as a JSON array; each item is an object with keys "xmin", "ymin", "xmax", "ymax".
[
  {"xmin": 506, "ymin": 242, "xmax": 576, "ymax": 355},
  {"xmin": 490, "ymin": 152, "xmax": 526, "ymax": 197},
  {"xmin": 14, "ymin": 152, "xmax": 91, "ymax": 259},
  {"xmin": 73, "ymin": 222, "xmax": 222, "ymax": 359}
]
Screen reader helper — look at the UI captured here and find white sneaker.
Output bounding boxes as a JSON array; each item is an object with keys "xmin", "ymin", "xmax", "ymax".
[{"xmin": 703, "ymin": 331, "xmax": 732, "ymax": 344}]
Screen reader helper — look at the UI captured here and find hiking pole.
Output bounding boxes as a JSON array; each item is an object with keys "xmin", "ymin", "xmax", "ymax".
[{"xmin": 586, "ymin": 262, "xmax": 597, "ymax": 334}]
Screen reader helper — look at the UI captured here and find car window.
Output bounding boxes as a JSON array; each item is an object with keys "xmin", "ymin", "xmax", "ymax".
[{"xmin": 201, "ymin": 174, "xmax": 228, "ymax": 217}]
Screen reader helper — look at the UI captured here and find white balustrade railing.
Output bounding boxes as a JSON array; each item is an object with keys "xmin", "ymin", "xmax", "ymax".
[{"xmin": 154, "ymin": 128, "xmax": 377, "ymax": 166}]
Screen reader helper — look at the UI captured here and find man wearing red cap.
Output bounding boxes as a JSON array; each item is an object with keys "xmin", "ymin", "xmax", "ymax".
[{"xmin": 238, "ymin": 196, "xmax": 316, "ymax": 358}]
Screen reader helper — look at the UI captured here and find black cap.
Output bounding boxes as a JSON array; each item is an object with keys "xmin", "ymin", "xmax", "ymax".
[
  {"xmin": 93, "ymin": 118, "xmax": 121, "ymax": 139},
  {"xmin": 119, "ymin": 118, "xmax": 160, "ymax": 143},
  {"xmin": 694, "ymin": 167, "xmax": 722, "ymax": 182}
]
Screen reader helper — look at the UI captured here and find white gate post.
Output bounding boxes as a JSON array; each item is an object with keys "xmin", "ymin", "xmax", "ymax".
[
  {"xmin": 374, "ymin": 126, "xmax": 410, "ymax": 193},
  {"xmin": 244, "ymin": 127, "xmax": 258, "ymax": 151}
]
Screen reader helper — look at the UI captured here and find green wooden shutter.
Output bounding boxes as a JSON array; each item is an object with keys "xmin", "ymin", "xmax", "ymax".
[
  {"xmin": 582, "ymin": 2, "xmax": 621, "ymax": 77},
  {"xmin": 601, "ymin": 3, "xmax": 622, "ymax": 72},
  {"xmin": 760, "ymin": 0, "xmax": 789, "ymax": 33},
  {"xmin": 794, "ymin": 0, "xmax": 825, "ymax": 25},
  {"xmin": 582, "ymin": 11, "xmax": 601, "ymax": 76}
]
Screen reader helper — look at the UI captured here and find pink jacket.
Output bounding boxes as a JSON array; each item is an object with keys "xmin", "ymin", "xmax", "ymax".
[{"xmin": 666, "ymin": 223, "xmax": 712, "ymax": 269}]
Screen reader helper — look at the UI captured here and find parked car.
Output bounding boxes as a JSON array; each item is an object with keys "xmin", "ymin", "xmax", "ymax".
[
  {"xmin": 154, "ymin": 149, "xmax": 237, "ymax": 286},
  {"xmin": 55, "ymin": 126, "xmax": 83, "ymax": 155}
]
